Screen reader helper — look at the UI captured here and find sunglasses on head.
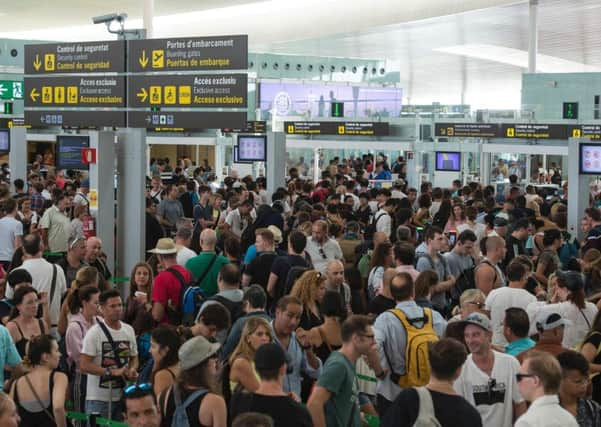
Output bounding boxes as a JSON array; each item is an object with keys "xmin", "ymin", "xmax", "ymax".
[{"xmin": 124, "ymin": 383, "xmax": 154, "ymax": 398}]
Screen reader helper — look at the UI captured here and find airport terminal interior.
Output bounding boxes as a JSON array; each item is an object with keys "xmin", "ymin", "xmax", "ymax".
[{"xmin": 0, "ymin": 1, "xmax": 600, "ymax": 426}]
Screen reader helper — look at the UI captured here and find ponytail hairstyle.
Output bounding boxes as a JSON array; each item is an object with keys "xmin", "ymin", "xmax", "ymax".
[
  {"xmin": 69, "ymin": 266, "xmax": 100, "ymax": 291},
  {"xmin": 9, "ymin": 285, "xmax": 38, "ymax": 320},
  {"xmin": 68, "ymin": 285, "xmax": 100, "ymax": 315}
]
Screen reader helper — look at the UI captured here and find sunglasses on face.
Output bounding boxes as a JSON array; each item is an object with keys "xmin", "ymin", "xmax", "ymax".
[{"xmin": 515, "ymin": 373, "xmax": 536, "ymax": 382}]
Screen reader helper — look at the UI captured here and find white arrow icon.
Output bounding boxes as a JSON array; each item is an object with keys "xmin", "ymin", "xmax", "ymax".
[
  {"xmin": 145, "ymin": 116, "xmax": 151, "ymax": 124},
  {"xmin": 0, "ymin": 85, "xmax": 8, "ymax": 96}
]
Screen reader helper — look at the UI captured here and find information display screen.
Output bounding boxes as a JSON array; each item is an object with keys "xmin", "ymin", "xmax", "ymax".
[
  {"xmin": 237, "ymin": 135, "xmax": 266, "ymax": 162},
  {"xmin": 233, "ymin": 146, "xmax": 252, "ymax": 164},
  {"xmin": 0, "ymin": 130, "xmax": 10, "ymax": 153},
  {"xmin": 435, "ymin": 151, "xmax": 461, "ymax": 171},
  {"xmin": 56, "ymin": 135, "xmax": 89, "ymax": 170},
  {"xmin": 580, "ymin": 144, "xmax": 601, "ymax": 174}
]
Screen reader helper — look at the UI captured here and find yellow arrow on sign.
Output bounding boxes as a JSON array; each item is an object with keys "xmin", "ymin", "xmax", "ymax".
[
  {"xmin": 33, "ymin": 54, "xmax": 41, "ymax": 71},
  {"xmin": 139, "ymin": 50, "xmax": 149, "ymax": 68},
  {"xmin": 30, "ymin": 88, "xmax": 39, "ymax": 102},
  {"xmin": 137, "ymin": 88, "xmax": 148, "ymax": 103}
]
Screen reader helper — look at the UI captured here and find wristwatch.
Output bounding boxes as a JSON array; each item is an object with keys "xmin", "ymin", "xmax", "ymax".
[{"xmin": 105, "ymin": 367, "xmax": 112, "ymax": 377}]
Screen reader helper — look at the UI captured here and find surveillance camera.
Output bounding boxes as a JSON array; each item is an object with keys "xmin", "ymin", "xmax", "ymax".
[{"xmin": 92, "ymin": 13, "xmax": 127, "ymax": 25}]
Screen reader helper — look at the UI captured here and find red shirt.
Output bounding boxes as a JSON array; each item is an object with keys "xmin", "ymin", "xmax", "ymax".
[{"xmin": 152, "ymin": 265, "xmax": 191, "ymax": 324}]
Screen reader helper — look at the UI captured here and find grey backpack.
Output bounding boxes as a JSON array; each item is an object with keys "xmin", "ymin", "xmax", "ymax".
[{"xmin": 171, "ymin": 384, "xmax": 208, "ymax": 427}]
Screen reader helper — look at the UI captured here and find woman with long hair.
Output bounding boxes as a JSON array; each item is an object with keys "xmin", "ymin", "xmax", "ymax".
[
  {"xmin": 307, "ymin": 291, "xmax": 346, "ymax": 362},
  {"xmin": 530, "ymin": 270, "xmax": 597, "ymax": 349},
  {"xmin": 367, "ymin": 241, "xmax": 394, "ymax": 301},
  {"xmin": 9, "ymin": 335, "xmax": 68, "ymax": 427},
  {"xmin": 445, "ymin": 202, "xmax": 466, "ymax": 232},
  {"xmin": 582, "ymin": 249, "xmax": 601, "ymax": 301},
  {"xmin": 57, "ymin": 266, "xmax": 99, "ymax": 336},
  {"xmin": 6, "ymin": 286, "xmax": 47, "ymax": 358},
  {"xmin": 124, "ymin": 262, "xmax": 154, "ymax": 363},
  {"xmin": 414, "ymin": 270, "xmax": 439, "ymax": 310},
  {"xmin": 412, "ymin": 194, "xmax": 432, "ymax": 227},
  {"xmin": 290, "ymin": 270, "xmax": 327, "ymax": 330},
  {"xmin": 159, "ymin": 336, "xmax": 226, "ymax": 427},
  {"xmin": 432, "ymin": 199, "xmax": 452, "ymax": 231},
  {"xmin": 17, "ymin": 198, "xmax": 38, "ymax": 235},
  {"xmin": 579, "ymin": 310, "xmax": 601, "ymax": 404},
  {"xmin": 228, "ymin": 317, "xmax": 272, "ymax": 393},
  {"xmin": 150, "ymin": 325, "xmax": 181, "ymax": 397},
  {"xmin": 65, "ymin": 285, "xmax": 99, "ymax": 426}
]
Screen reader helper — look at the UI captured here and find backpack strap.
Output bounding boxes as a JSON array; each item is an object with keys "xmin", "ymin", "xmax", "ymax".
[
  {"xmin": 415, "ymin": 387, "xmax": 441, "ymax": 427},
  {"xmin": 193, "ymin": 253, "xmax": 219, "ymax": 287}
]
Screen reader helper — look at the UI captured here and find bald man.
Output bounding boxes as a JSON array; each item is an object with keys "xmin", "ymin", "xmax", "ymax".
[
  {"xmin": 475, "ymin": 236, "xmax": 507, "ymax": 296},
  {"xmin": 185, "ymin": 228, "xmax": 229, "ymax": 296},
  {"xmin": 84, "ymin": 236, "xmax": 112, "ymax": 290},
  {"xmin": 325, "ymin": 260, "xmax": 353, "ymax": 315}
]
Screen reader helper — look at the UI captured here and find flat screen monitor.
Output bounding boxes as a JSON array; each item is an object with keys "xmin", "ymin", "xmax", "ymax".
[
  {"xmin": 0, "ymin": 129, "xmax": 10, "ymax": 153},
  {"xmin": 233, "ymin": 146, "xmax": 252, "ymax": 164},
  {"xmin": 580, "ymin": 143, "xmax": 601, "ymax": 174},
  {"xmin": 56, "ymin": 135, "xmax": 89, "ymax": 170},
  {"xmin": 435, "ymin": 151, "xmax": 461, "ymax": 172},
  {"xmin": 237, "ymin": 135, "xmax": 266, "ymax": 162}
]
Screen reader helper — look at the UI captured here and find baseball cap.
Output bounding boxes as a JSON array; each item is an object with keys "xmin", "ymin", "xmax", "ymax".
[
  {"xmin": 459, "ymin": 312, "xmax": 492, "ymax": 333},
  {"xmin": 556, "ymin": 270, "xmax": 584, "ymax": 292},
  {"xmin": 535, "ymin": 311, "xmax": 571, "ymax": 332},
  {"xmin": 179, "ymin": 336, "xmax": 221, "ymax": 371}
]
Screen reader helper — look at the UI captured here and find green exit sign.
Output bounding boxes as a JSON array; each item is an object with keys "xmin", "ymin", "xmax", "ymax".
[
  {"xmin": 563, "ymin": 102, "xmax": 578, "ymax": 119},
  {"xmin": 0, "ymin": 80, "xmax": 22, "ymax": 100},
  {"xmin": 331, "ymin": 101, "xmax": 344, "ymax": 118}
]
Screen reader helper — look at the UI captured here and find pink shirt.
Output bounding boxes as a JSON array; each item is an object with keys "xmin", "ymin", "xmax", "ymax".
[
  {"xmin": 396, "ymin": 265, "xmax": 420, "ymax": 282},
  {"xmin": 65, "ymin": 312, "xmax": 96, "ymax": 371}
]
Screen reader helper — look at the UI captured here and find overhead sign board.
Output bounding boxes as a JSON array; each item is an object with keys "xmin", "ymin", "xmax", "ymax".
[
  {"xmin": 501, "ymin": 124, "xmax": 568, "ymax": 140},
  {"xmin": 284, "ymin": 121, "xmax": 389, "ymax": 136},
  {"xmin": 25, "ymin": 76, "xmax": 126, "ymax": 108},
  {"xmin": 128, "ymin": 111, "xmax": 246, "ymax": 129},
  {"xmin": 128, "ymin": 35, "xmax": 248, "ymax": 73},
  {"xmin": 24, "ymin": 41, "xmax": 125, "ymax": 74},
  {"xmin": 222, "ymin": 121, "xmax": 266, "ymax": 133},
  {"xmin": 435, "ymin": 123, "xmax": 500, "ymax": 138},
  {"xmin": 128, "ymin": 74, "xmax": 247, "ymax": 108},
  {"xmin": 25, "ymin": 110, "xmax": 126, "ymax": 128}
]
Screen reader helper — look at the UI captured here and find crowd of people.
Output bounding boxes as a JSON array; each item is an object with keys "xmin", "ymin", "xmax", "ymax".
[{"xmin": 0, "ymin": 154, "xmax": 599, "ymax": 427}]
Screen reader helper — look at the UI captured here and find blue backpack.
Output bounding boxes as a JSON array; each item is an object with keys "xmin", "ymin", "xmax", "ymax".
[
  {"xmin": 171, "ymin": 385, "xmax": 208, "ymax": 427},
  {"xmin": 166, "ymin": 267, "xmax": 208, "ymax": 326}
]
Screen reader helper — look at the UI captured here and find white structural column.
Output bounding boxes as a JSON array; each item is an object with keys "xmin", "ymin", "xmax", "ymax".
[
  {"xmin": 116, "ymin": 128, "xmax": 146, "ymax": 298},
  {"xmin": 567, "ymin": 138, "xmax": 589, "ymax": 240},
  {"xmin": 8, "ymin": 127, "xmax": 27, "ymax": 191},
  {"xmin": 528, "ymin": 0, "xmax": 538, "ymax": 73},
  {"xmin": 143, "ymin": 0, "xmax": 154, "ymax": 38},
  {"xmin": 88, "ymin": 131, "xmax": 117, "ymax": 273},
  {"xmin": 266, "ymin": 132, "xmax": 286, "ymax": 196}
]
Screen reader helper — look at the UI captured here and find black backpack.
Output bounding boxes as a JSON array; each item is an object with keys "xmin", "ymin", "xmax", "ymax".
[
  {"xmin": 210, "ymin": 295, "xmax": 245, "ymax": 324},
  {"xmin": 364, "ymin": 212, "xmax": 387, "ymax": 241},
  {"xmin": 283, "ymin": 265, "xmax": 311, "ymax": 296}
]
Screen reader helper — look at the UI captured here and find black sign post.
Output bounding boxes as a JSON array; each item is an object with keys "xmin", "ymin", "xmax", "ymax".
[
  {"xmin": 24, "ymin": 41, "xmax": 125, "ymax": 74},
  {"xmin": 128, "ymin": 111, "xmax": 246, "ymax": 130},
  {"xmin": 127, "ymin": 35, "xmax": 248, "ymax": 72},
  {"xmin": 25, "ymin": 76, "xmax": 126, "ymax": 108},
  {"xmin": 284, "ymin": 121, "xmax": 389, "ymax": 136},
  {"xmin": 127, "ymin": 74, "xmax": 247, "ymax": 108}
]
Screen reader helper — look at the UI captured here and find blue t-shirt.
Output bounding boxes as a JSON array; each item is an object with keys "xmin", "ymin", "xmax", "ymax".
[
  {"xmin": 0, "ymin": 325, "xmax": 21, "ymax": 383},
  {"xmin": 505, "ymin": 337, "xmax": 535, "ymax": 357}
]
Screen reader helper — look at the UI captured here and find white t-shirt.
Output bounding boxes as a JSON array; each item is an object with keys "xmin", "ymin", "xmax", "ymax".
[
  {"xmin": 485, "ymin": 287, "xmax": 537, "ymax": 347},
  {"xmin": 6, "ymin": 258, "xmax": 67, "ymax": 327},
  {"xmin": 375, "ymin": 209, "xmax": 392, "ymax": 238},
  {"xmin": 454, "ymin": 351, "xmax": 524, "ymax": 427},
  {"xmin": 177, "ymin": 246, "xmax": 197, "ymax": 267},
  {"xmin": 527, "ymin": 301, "xmax": 598, "ymax": 349},
  {"xmin": 82, "ymin": 320, "xmax": 138, "ymax": 402},
  {"xmin": 0, "ymin": 215, "xmax": 23, "ymax": 261}
]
